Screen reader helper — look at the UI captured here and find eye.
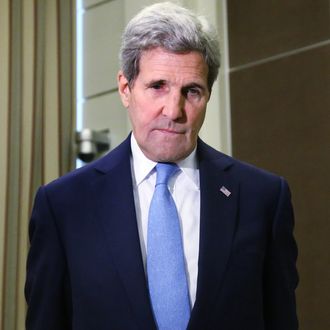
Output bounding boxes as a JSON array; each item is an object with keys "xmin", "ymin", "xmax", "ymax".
[
  {"xmin": 188, "ymin": 88, "xmax": 200, "ymax": 96},
  {"xmin": 149, "ymin": 80, "xmax": 166, "ymax": 90},
  {"xmin": 183, "ymin": 86, "xmax": 202, "ymax": 99}
]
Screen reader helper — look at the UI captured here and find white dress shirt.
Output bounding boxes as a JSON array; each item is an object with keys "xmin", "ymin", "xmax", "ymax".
[{"xmin": 130, "ymin": 134, "xmax": 200, "ymax": 306}]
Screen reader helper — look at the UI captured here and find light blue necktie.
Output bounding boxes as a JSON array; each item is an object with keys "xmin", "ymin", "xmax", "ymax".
[{"xmin": 147, "ymin": 163, "xmax": 191, "ymax": 330}]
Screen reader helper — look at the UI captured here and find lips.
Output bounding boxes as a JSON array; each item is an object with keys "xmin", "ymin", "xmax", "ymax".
[
  {"xmin": 157, "ymin": 128, "xmax": 183, "ymax": 134},
  {"xmin": 153, "ymin": 124, "xmax": 186, "ymax": 135}
]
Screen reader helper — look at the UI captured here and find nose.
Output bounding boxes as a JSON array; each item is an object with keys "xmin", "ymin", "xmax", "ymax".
[{"xmin": 162, "ymin": 91, "xmax": 184, "ymax": 120}]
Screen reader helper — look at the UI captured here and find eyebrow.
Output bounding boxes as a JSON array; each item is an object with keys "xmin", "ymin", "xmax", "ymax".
[
  {"xmin": 183, "ymin": 82, "xmax": 206, "ymax": 90},
  {"xmin": 145, "ymin": 79, "xmax": 166, "ymax": 86}
]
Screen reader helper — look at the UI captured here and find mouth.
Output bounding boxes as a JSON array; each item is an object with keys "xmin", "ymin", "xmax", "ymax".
[{"xmin": 155, "ymin": 128, "xmax": 185, "ymax": 135}]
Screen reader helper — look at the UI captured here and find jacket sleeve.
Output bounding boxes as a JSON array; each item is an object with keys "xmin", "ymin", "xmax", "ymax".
[
  {"xmin": 264, "ymin": 177, "xmax": 299, "ymax": 330},
  {"xmin": 25, "ymin": 186, "xmax": 72, "ymax": 330}
]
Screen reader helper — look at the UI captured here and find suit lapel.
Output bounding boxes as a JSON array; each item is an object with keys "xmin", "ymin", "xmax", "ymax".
[
  {"xmin": 190, "ymin": 141, "xmax": 239, "ymax": 326},
  {"xmin": 89, "ymin": 138, "xmax": 156, "ymax": 329}
]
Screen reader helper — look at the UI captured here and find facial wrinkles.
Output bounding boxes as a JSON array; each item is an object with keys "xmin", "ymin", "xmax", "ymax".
[
  {"xmin": 138, "ymin": 52, "xmax": 208, "ymax": 135},
  {"xmin": 124, "ymin": 48, "xmax": 209, "ymax": 162},
  {"xmin": 141, "ymin": 50, "xmax": 208, "ymax": 90},
  {"xmin": 149, "ymin": 64, "xmax": 206, "ymax": 91}
]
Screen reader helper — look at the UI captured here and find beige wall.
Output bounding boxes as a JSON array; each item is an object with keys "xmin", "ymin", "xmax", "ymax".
[
  {"xmin": 228, "ymin": 1, "xmax": 330, "ymax": 329},
  {"xmin": 81, "ymin": 0, "xmax": 127, "ymax": 148}
]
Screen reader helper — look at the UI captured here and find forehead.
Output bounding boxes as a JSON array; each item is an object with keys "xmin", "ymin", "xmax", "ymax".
[{"xmin": 138, "ymin": 48, "xmax": 209, "ymax": 83}]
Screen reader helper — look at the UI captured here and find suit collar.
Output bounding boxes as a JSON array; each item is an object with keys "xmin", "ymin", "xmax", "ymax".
[
  {"xmin": 197, "ymin": 137, "xmax": 235, "ymax": 170},
  {"xmin": 92, "ymin": 134, "xmax": 132, "ymax": 174}
]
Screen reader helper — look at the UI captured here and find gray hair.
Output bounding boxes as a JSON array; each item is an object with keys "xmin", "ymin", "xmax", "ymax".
[{"xmin": 119, "ymin": 2, "xmax": 220, "ymax": 91}]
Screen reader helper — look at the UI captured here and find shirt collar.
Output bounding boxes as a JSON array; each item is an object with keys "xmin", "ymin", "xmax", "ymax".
[
  {"xmin": 177, "ymin": 147, "xmax": 199, "ymax": 189},
  {"xmin": 130, "ymin": 133, "xmax": 199, "ymax": 189},
  {"xmin": 131, "ymin": 134, "xmax": 157, "ymax": 186}
]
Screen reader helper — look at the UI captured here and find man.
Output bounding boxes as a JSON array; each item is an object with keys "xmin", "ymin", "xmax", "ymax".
[{"xmin": 25, "ymin": 2, "xmax": 298, "ymax": 329}]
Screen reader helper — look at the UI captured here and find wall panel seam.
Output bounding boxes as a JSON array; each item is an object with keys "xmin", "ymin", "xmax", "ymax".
[{"xmin": 230, "ymin": 39, "xmax": 330, "ymax": 72}]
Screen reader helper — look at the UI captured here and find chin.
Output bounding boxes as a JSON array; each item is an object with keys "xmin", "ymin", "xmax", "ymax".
[
  {"xmin": 140, "ymin": 135, "xmax": 196, "ymax": 162},
  {"xmin": 153, "ymin": 148, "xmax": 192, "ymax": 163}
]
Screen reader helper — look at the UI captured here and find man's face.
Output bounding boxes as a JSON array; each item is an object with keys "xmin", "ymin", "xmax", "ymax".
[{"xmin": 118, "ymin": 47, "xmax": 210, "ymax": 162}]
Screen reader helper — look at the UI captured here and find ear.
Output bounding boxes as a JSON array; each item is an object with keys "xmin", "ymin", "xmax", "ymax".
[{"xmin": 117, "ymin": 71, "xmax": 130, "ymax": 108}]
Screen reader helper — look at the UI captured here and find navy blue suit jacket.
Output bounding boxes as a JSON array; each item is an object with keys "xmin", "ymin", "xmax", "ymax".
[{"xmin": 25, "ymin": 136, "xmax": 298, "ymax": 329}]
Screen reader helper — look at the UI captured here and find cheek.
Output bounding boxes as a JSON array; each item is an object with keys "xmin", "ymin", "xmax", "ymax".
[
  {"xmin": 128, "ymin": 102, "xmax": 156, "ymax": 131},
  {"xmin": 188, "ymin": 107, "xmax": 206, "ymax": 130}
]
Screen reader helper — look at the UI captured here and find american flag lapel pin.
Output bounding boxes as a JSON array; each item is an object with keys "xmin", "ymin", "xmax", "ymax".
[{"xmin": 220, "ymin": 186, "xmax": 231, "ymax": 197}]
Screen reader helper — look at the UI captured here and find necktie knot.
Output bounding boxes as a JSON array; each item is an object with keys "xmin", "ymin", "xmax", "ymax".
[{"xmin": 155, "ymin": 163, "xmax": 179, "ymax": 186}]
